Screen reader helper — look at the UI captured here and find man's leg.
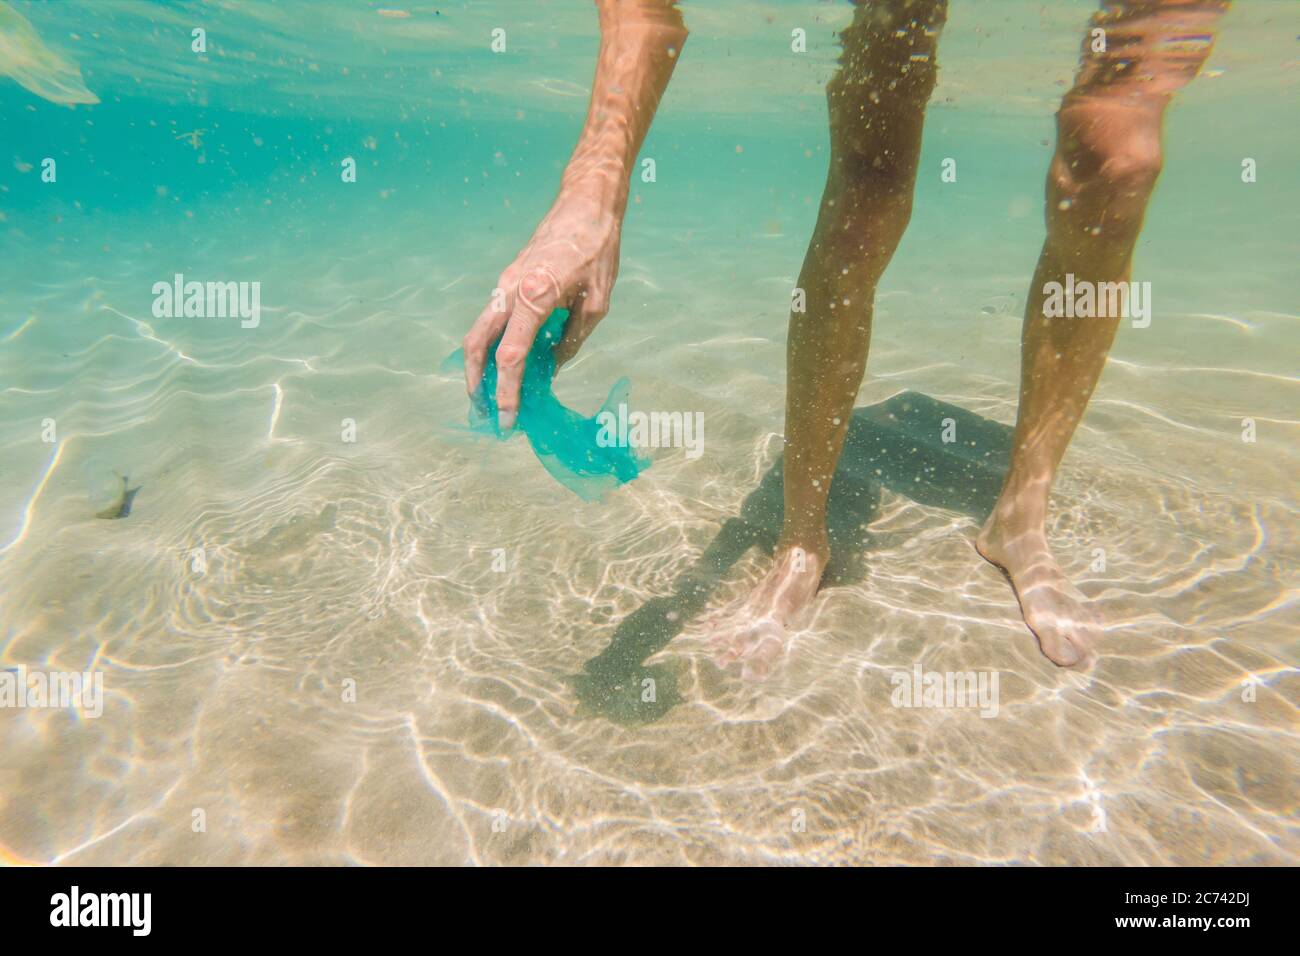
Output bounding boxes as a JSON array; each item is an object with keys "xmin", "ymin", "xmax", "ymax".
[
  {"xmin": 977, "ymin": 0, "xmax": 1229, "ymax": 665},
  {"xmin": 712, "ymin": 0, "xmax": 947, "ymax": 677}
]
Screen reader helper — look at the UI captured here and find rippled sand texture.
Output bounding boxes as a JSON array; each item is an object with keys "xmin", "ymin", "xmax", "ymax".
[{"xmin": 2, "ymin": 0, "xmax": 1297, "ymax": 865}]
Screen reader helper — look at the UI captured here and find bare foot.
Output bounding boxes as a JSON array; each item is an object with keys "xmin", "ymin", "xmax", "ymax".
[
  {"xmin": 976, "ymin": 518, "xmax": 1100, "ymax": 667},
  {"xmin": 706, "ymin": 544, "xmax": 827, "ymax": 680}
]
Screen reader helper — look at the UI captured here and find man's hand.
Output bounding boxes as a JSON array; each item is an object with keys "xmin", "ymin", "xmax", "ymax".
[
  {"xmin": 457, "ymin": 0, "xmax": 686, "ymax": 431},
  {"xmin": 461, "ymin": 192, "xmax": 621, "ymax": 431}
]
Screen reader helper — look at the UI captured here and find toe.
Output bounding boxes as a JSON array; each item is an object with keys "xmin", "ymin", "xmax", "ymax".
[
  {"xmin": 1033, "ymin": 610, "xmax": 1099, "ymax": 667},
  {"xmin": 1045, "ymin": 632, "xmax": 1083, "ymax": 667},
  {"xmin": 739, "ymin": 629, "xmax": 784, "ymax": 681}
]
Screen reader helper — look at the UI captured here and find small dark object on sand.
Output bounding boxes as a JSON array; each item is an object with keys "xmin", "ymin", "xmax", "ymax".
[{"xmin": 96, "ymin": 476, "xmax": 141, "ymax": 519}]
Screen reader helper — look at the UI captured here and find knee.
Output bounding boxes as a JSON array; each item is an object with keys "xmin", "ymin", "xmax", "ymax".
[
  {"xmin": 1048, "ymin": 103, "xmax": 1165, "ymax": 249},
  {"xmin": 1056, "ymin": 137, "xmax": 1162, "ymax": 204},
  {"xmin": 1106, "ymin": 142, "xmax": 1163, "ymax": 197},
  {"xmin": 1052, "ymin": 103, "xmax": 1164, "ymax": 205},
  {"xmin": 827, "ymin": 86, "xmax": 930, "ymax": 200}
]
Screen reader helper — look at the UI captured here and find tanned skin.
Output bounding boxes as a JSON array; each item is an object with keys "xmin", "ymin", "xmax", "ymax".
[{"xmin": 460, "ymin": 0, "xmax": 1229, "ymax": 677}]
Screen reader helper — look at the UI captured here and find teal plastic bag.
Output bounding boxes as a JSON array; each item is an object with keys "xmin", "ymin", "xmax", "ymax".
[{"xmin": 444, "ymin": 309, "xmax": 650, "ymax": 501}]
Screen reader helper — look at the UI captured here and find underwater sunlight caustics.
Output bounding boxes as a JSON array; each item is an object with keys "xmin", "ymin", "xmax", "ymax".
[{"xmin": 0, "ymin": 0, "xmax": 1296, "ymax": 882}]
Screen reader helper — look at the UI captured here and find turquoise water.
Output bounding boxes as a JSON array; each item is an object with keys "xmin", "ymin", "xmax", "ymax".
[{"xmin": 1, "ymin": 1, "xmax": 1296, "ymax": 865}]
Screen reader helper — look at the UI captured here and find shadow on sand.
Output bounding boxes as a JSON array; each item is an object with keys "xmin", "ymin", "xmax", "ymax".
[{"xmin": 567, "ymin": 390, "xmax": 1015, "ymax": 725}]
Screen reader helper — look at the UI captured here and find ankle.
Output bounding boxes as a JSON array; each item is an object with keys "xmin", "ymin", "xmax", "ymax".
[
  {"xmin": 775, "ymin": 538, "xmax": 829, "ymax": 577},
  {"xmin": 987, "ymin": 492, "xmax": 1047, "ymax": 532}
]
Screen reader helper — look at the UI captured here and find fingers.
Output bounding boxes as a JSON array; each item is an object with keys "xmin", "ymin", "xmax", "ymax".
[
  {"xmin": 493, "ymin": 266, "xmax": 563, "ymax": 430},
  {"xmin": 553, "ymin": 289, "xmax": 609, "ymax": 368},
  {"xmin": 462, "ymin": 281, "xmax": 515, "ymax": 396}
]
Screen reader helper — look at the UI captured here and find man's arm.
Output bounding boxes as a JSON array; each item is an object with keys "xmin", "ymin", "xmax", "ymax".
[
  {"xmin": 462, "ymin": 1, "xmax": 687, "ymax": 428},
  {"xmin": 560, "ymin": 0, "xmax": 688, "ymax": 215}
]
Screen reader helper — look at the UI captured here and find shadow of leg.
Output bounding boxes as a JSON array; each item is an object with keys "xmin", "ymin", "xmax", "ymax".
[{"xmin": 570, "ymin": 390, "xmax": 1013, "ymax": 724}]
